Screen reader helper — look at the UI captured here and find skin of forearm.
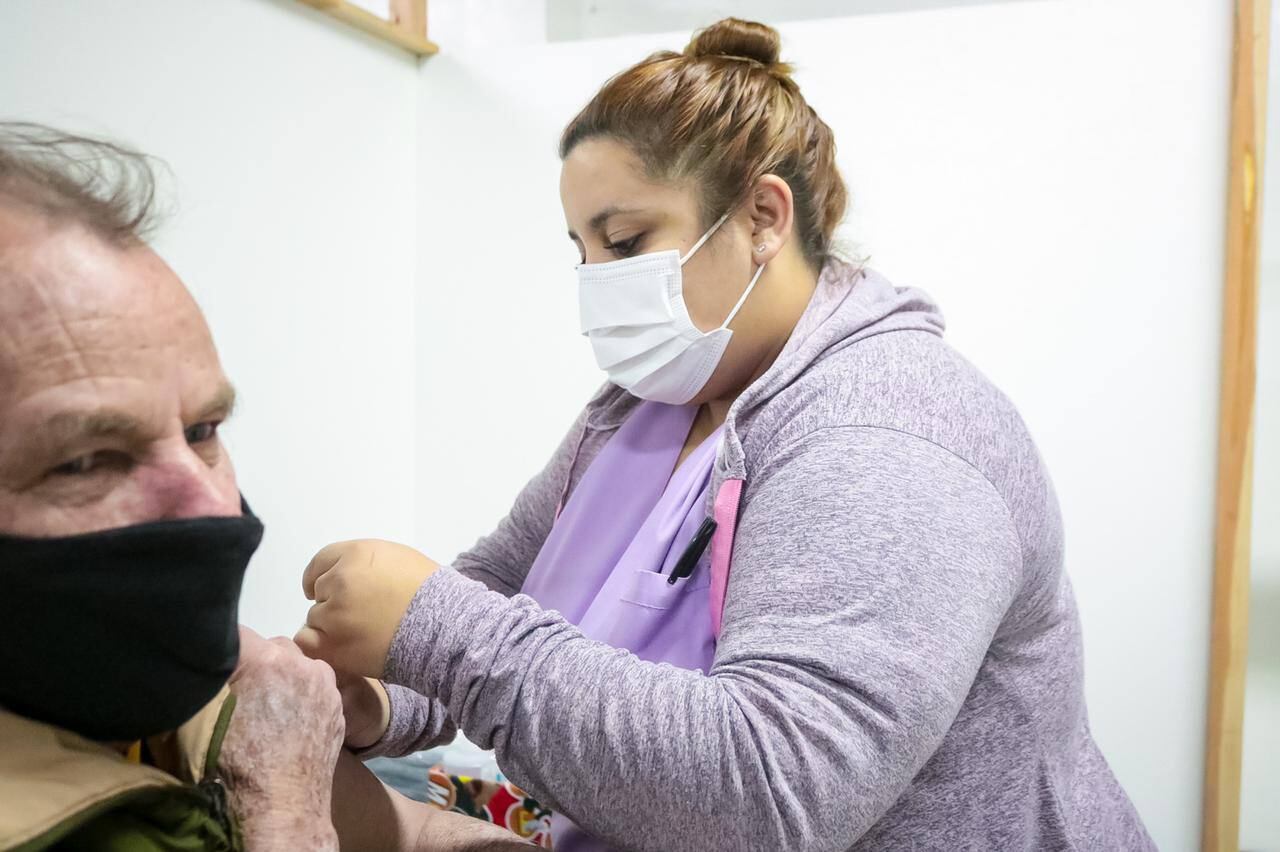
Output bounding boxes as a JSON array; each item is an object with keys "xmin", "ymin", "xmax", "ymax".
[
  {"xmin": 223, "ymin": 741, "xmax": 339, "ymax": 852},
  {"xmin": 236, "ymin": 784, "xmax": 339, "ymax": 852},
  {"xmin": 409, "ymin": 808, "xmax": 535, "ymax": 851},
  {"xmin": 331, "ymin": 749, "xmax": 417, "ymax": 850},
  {"xmin": 330, "ymin": 749, "xmax": 533, "ymax": 851}
]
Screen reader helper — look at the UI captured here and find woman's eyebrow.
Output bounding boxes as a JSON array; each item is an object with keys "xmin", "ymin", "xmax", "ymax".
[
  {"xmin": 568, "ymin": 205, "xmax": 644, "ymax": 242},
  {"xmin": 589, "ymin": 205, "xmax": 642, "ymax": 231}
]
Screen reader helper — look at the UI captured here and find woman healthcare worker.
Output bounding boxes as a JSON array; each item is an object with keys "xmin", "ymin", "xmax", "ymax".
[{"xmin": 294, "ymin": 18, "xmax": 1155, "ymax": 852}]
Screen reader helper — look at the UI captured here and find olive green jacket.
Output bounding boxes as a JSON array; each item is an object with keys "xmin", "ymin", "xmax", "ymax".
[{"xmin": 0, "ymin": 691, "xmax": 242, "ymax": 851}]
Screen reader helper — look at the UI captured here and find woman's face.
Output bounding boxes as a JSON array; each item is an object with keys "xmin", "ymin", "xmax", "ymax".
[
  {"xmin": 561, "ymin": 137, "xmax": 760, "ymax": 338},
  {"xmin": 561, "ymin": 137, "xmax": 779, "ymax": 403}
]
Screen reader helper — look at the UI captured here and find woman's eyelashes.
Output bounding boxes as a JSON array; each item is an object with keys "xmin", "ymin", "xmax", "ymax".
[
  {"xmin": 603, "ymin": 233, "xmax": 644, "ymax": 258},
  {"xmin": 570, "ymin": 232, "xmax": 645, "ymax": 264}
]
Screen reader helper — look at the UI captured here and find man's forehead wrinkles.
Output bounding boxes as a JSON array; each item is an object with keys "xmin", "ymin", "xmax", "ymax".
[
  {"xmin": 0, "ymin": 377, "xmax": 170, "ymax": 445},
  {"xmin": 2, "ymin": 282, "xmax": 138, "ymax": 349},
  {"xmin": 9, "ymin": 311, "xmax": 169, "ymax": 349},
  {"xmin": 0, "ymin": 319, "xmax": 23, "ymax": 369},
  {"xmin": 0, "ymin": 284, "xmax": 172, "ymax": 404},
  {"xmin": 0, "ymin": 340, "xmax": 179, "ymax": 413},
  {"xmin": 0, "ymin": 220, "xmax": 227, "ymax": 439},
  {"xmin": 39, "ymin": 284, "xmax": 95, "ymax": 392},
  {"xmin": 7, "ymin": 321, "xmax": 169, "ymax": 363}
]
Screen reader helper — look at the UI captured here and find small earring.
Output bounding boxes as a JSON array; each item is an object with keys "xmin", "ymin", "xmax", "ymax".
[{"xmin": 756, "ymin": 244, "xmax": 766, "ymax": 253}]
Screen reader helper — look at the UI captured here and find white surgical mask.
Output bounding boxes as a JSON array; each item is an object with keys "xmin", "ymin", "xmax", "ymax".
[{"xmin": 577, "ymin": 211, "xmax": 765, "ymax": 405}]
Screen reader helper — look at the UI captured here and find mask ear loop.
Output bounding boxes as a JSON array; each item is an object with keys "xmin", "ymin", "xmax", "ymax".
[
  {"xmin": 679, "ymin": 211, "xmax": 733, "ymax": 265},
  {"xmin": 719, "ymin": 261, "xmax": 766, "ymax": 331}
]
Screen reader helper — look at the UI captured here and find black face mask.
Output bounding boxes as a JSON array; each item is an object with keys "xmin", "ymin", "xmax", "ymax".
[{"xmin": 0, "ymin": 501, "xmax": 262, "ymax": 741}]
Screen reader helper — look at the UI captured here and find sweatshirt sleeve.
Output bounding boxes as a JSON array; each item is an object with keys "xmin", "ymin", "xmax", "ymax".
[
  {"xmin": 350, "ymin": 682, "xmax": 456, "ymax": 760},
  {"xmin": 382, "ymin": 427, "xmax": 1024, "ymax": 851},
  {"xmin": 359, "ymin": 408, "xmax": 589, "ymax": 759}
]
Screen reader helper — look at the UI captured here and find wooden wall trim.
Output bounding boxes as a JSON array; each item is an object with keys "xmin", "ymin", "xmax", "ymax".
[
  {"xmin": 294, "ymin": 0, "xmax": 438, "ymax": 57},
  {"xmin": 1203, "ymin": 1, "xmax": 1269, "ymax": 850}
]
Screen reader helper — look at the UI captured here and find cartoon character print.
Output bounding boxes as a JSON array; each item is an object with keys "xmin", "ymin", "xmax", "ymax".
[{"xmin": 422, "ymin": 765, "xmax": 554, "ymax": 848}]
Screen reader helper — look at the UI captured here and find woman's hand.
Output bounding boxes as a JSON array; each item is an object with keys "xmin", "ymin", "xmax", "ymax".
[
  {"xmin": 294, "ymin": 539, "xmax": 440, "ymax": 679},
  {"xmin": 338, "ymin": 673, "xmax": 392, "ymax": 750}
]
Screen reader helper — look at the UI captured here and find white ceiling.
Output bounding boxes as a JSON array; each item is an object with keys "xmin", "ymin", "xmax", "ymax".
[{"xmin": 546, "ymin": 0, "xmax": 1037, "ymax": 41}]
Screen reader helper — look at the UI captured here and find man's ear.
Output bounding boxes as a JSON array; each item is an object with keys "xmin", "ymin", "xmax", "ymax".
[{"xmin": 746, "ymin": 174, "xmax": 794, "ymax": 265}]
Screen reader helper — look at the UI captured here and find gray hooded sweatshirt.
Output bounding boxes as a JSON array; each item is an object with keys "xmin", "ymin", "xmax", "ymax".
[{"xmin": 370, "ymin": 260, "xmax": 1155, "ymax": 851}]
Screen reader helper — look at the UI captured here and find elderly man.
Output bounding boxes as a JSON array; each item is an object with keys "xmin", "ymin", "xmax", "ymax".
[{"xmin": 0, "ymin": 123, "xmax": 528, "ymax": 851}]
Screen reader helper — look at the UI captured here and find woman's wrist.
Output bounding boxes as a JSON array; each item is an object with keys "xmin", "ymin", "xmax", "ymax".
[{"xmin": 342, "ymin": 676, "xmax": 392, "ymax": 749}]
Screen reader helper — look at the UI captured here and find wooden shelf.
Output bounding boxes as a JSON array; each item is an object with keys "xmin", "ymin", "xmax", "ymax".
[{"xmin": 295, "ymin": 0, "xmax": 439, "ymax": 57}]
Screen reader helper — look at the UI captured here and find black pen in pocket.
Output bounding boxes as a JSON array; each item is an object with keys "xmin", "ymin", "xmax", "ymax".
[{"xmin": 667, "ymin": 517, "xmax": 718, "ymax": 585}]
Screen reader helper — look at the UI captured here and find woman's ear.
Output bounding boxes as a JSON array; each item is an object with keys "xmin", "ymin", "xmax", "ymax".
[{"xmin": 747, "ymin": 174, "xmax": 794, "ymax": 265}]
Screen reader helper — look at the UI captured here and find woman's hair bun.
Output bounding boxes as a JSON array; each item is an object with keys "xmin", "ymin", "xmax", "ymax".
[
  {"xmin": 563, "ymin": 14, "xmax": 845, "ymax": 268},
  {"xmin": 685, "ymin": 18, "xmax": 782, "ymax": 68}
]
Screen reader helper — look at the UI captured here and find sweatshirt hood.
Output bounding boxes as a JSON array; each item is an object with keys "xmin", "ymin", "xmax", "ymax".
[
  {"xmin": 718, "ymin": 258, "xmax": 946, "ymax": 479},
  {"xmin": 580, "ymin": 258, "xmax": 945, "ymax": 479}
]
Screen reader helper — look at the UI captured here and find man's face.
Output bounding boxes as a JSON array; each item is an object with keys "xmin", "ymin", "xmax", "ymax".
[{"xmin": 0, "ymin": 207, "xmax": 240, "ymax": 537}]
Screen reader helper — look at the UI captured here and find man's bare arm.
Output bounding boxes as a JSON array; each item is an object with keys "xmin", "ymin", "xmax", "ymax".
[{"xmin": 332, "ymin": 750, "xmax": 533, "ymax": 851}]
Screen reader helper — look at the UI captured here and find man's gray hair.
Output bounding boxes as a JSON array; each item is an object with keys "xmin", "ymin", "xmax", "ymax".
[{"xmin": 0, "ymin": 121, "xmax": 165, "ymax": 244}]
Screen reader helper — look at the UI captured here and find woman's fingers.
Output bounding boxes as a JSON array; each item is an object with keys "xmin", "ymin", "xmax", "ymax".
[
  {"xmin": 302, "ymin": 541, "xmax": 350, "ymax": 600},
  {"xmin": 296, "ymin": 596, "xmax": 355, "ymax": 669},
  {"xmin": 312, "ymin": 560, "xmax": 339, "ymax": 603},
  {"xmin": 297, "ymin": 539, "xmax": 424, "ymax": 679},
  {"xmin": 294, "ymin": 622, "xmax": 328, "ymax": 662}
]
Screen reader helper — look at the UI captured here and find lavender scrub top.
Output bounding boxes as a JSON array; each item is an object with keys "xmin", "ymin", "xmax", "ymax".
[{"xmin": 518, "ymin": 399, "xmax": 723, "ymax": 850}]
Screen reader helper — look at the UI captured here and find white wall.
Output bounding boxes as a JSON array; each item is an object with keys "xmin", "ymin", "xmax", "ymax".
[
  {"xmin": 0, "ymin": 0, "xmax": 421, "ymax": 638},
  {"xmin": 416, "ymin": 2, "xmax": 1230, "ymax": 849},
  {"xmin": 0, "ymin": 1, "xmax": 1237, "ymax": 847}
]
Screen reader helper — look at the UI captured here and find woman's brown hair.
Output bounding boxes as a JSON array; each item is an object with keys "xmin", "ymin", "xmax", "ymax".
[{"xmin": 560, "ymin": 18, "xmax": 847, "ymax": 269}]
